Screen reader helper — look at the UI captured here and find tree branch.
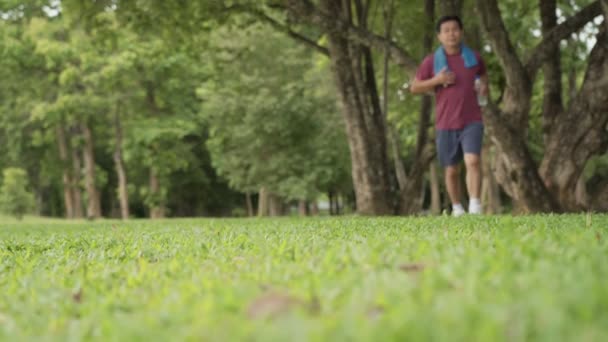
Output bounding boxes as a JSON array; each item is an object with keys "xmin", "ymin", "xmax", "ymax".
[
  {"xmin": 525, "ymin": 1, "xmax": 602, "ymax": 76},
  {"xmin": 475, "ymin": 0, "xmax": 529, "ymax": 91},
  {"xmin": 538, "ymin": 0, "xmax": 564, "ymax": 145},
  {"xmin": 602, "ymin": 0, "xmax": 608, "ymax": 31},
  {"xmin": 241, "ymin": 8, "xmax": 329, "ymax": 56},
  {"xmin": 286, "ymin": 0, "xmax": 418, "ymax": 72},
  {"xmin": 573, "ymin": 27, "xmax": 608, "ymax": 116}
]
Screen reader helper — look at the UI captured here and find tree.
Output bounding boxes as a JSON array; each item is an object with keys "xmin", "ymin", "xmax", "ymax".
[
  {"xmin": 475, "ymin": 0, "xmax": 607, "ymax": 212},
  {"xmin": 0, "ymin": 168, "xmax": 35, "ymax": 220},
  {"xmin": 199, "ymin": 22, "xmax": 351, "ymax": 216}
]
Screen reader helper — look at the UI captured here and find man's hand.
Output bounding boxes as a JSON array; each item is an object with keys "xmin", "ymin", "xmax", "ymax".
[
  {"xmin": 410, "ymin": 67, "xmax": 456, "ymax": 94},
  {"xmin": 433, "ymin": 67, "xmax": 455, "ymax": 87},
  {"xmin": 479, "ymin": 78, "xmax": 489, "ymax": 96}
]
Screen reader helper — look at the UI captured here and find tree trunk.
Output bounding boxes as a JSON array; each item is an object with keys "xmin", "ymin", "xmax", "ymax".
[
  {"xmin": 81, "ymin": 122, "xmax": 102, "ymax": 219},
  {"xmin": 438, "ymin": 0, "xmax": 463, "ymax": 17},
  {"xmin": 113, "ymin": 111, "xmax": 129, "ymax": 220},
  {"xmin": 336, "ymin": 192, "xmax": 342, "ymax": 215},
  {"xmin": 149, "ymin": 169, "xmax": 165, "ymax": 219},
  {"xmin": 70, "ymin": 136, "xmax": 84, "ymax": 219},
  {"xmin": 268, "ymin": 193, "xmax": 283, "ymax": 216},
  {"xmin": 382, "ymin": 0, "xmax": 407, "ymax": 212},
  {"xmin": 480, "ymin": 144, "xmax": 502, "ymax": 214},
  {"xmin": 310, "ymin": 201, "xmax": 320, "ymax": 216},
  {"xmin": 567, "ymin": 58, "xmax": 578, "ymax": 107},
  {"xmin": 319, "ymin": 0, "xmax": 393, "ymax": 215},
  {"xmin": 603, "ymin": 0, "xmax": 608, "ymax": 31},
  {"xmin": 429, "ymin": 162, "xmax": 442, "ymax": 215},
  {"xmin": 246, "ymin": 192, "xmax": 254, "ymax": 217},
  {"xmin": 574, "ymin": 174, "xmax": 589, "ymax": 209},
  {"xmin": 484, "ymin": 112, "xmax": 560, "ymax": 212},
  {"xmin": 298, "ymin": 200, "xmax": 308, "ymax": 216},
  {"xmin": 56, "ymin": 124, "xmax": 74, "ymax": 219},
  {"xmin": 258, "ymin": 187, "xmax": 269, "ymax": 217},
  {"xmin": 538, "ymin": 28, "xmax": 608, "ymax": 211},
  {"xmin": 539, "ymin": 0, "xmax": 564, "ymax": 147},
  {"xmin": 397, "ymin": 0, "xmax": 436, "ymax": 215}
]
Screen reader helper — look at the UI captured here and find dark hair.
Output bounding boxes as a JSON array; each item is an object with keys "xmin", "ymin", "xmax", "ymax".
[{"xmin": 436, "ymin": 15, "xmax": 463, "ymax": 33}]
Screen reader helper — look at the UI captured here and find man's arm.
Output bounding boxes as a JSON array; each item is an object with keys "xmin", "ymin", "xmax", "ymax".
[
  {"xmin": 479, "ymin": 73, "xmax": 490, "ymax": 97},
  {"xmin": 410, "ymin": 67, "xmax": 455, "ymax": 94}
]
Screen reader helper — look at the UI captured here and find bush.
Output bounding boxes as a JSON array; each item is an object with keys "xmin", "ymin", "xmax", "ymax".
[{"xmin": 0, "ymin": 168, "xmax": 35, "ymax": 220}]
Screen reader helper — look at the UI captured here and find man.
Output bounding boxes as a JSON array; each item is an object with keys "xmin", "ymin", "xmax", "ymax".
[{"xmin": 410, "ymin": 15, "xmax": 488, "ymax": 216}]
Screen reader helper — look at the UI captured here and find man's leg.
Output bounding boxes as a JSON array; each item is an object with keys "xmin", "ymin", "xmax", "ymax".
[
  {"xmin": 437, "ymin": 129, "xmax": 465, "ymax": 216},
  {"xmin": 445, "ymin": 165, "xmax": 465, "ymax": 216},
  {"xmin": 462, "ymin": 122, "xmax": 484, "ymax": 214},
  {"xmin": 464, "ymin": 153, "xmax": 482, "ymax": 213}
]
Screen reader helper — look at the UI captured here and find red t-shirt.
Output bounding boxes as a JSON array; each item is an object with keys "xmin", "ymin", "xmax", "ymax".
[{"xmin": 415, "ymin": 51, "xmax": 486, "ymax": 130}]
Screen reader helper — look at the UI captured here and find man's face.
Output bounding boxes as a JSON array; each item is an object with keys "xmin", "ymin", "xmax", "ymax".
[{"xmin": 437, "ymin": 20, "xmax": 462, "ymax": 49}]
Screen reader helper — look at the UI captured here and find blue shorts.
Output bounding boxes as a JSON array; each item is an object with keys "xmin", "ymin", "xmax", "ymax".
[{"xmin": 436, "ymin": 121, "xmax": 484, "ymax": 167}]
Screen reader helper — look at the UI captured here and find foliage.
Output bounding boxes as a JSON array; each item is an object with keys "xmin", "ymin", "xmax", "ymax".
[
  {"xmin": 199, "ymin": 22, "xmax": 351, "ymax": 200},
  {"xmin": 0, "ymin": 167, "xmax": 35, "ymax": 219}
]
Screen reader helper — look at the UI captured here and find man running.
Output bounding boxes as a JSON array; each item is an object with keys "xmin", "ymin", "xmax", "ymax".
[{"xmin": 410, "ymin": 15, "xmax": 489, "ymax": 216}]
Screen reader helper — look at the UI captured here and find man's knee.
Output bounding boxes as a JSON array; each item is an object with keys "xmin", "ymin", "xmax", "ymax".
[
  {"xmin": 464, "ymin": 154, "xmax": 481, "ymax": 169},
  {"xmin": 445, "ymin": 165, "xmax": 459, "ymax": 178}
]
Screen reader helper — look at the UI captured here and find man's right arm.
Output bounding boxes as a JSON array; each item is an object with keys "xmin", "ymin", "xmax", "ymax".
[
  {"xmin": 410, "ymin": 77, "xmax": 441, "ymax": 94},
  {"xmin": 410, "ymin": 66, "xmax": 453, "ymax": 94}
]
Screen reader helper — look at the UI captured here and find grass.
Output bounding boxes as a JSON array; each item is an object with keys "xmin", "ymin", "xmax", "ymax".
[{"xmin": 1, "ymin": 214, "xmax": 607, "ymax": 341}]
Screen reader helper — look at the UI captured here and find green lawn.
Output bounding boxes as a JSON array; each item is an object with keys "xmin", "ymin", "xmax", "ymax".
[{"xmin": 1, "ymin": 215, "xmax": 607, "ymax": 341}]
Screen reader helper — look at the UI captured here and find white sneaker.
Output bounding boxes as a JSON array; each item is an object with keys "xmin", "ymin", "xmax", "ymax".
[
  {"xmin": 469, "ymin": 204, "xmax": 482, "ymax": 214},
  {"xmin": 468, "ymin": 198, "xmax": 482, "ymax": 215},
  {"xmin": 452, "ymin": 204, "xmax": 466, "ymax": 217}
]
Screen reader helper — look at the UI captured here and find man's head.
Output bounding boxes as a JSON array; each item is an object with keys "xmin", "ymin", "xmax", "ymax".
[{"xmin": 436, "ymin": 15, "xmax": 463, "ymax": 50}]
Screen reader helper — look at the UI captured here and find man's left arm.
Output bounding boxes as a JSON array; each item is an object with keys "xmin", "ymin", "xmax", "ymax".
[{"xmin": 480, "ymin": 74, "xmax": 489, "ymax": 97}]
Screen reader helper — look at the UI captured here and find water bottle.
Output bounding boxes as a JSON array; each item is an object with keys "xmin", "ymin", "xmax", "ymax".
[{"xmin": 475, "ymin": 76, "xmax": 487, "ymax": 107}]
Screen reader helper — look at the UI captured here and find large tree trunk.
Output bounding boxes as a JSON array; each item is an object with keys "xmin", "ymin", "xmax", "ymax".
[
  {"xmin": 113, "ymin": 111, "xmax": 130, "ymax": 220},
  {"xmin": 56, "ymin": 123, "xmax": 75, "ymax": 219},
  {"xmin": 319, "ymin": 0, "xmax": 393, "ymax": 215},
  {"xmin": 70, "ymin": 135, "xmax": 84, "ymax": 219},
  {"xmin": 258, "ymin": 187, "xmax": 269, "ymax": 217},
  {"xmin": 480, "ymin": 144, "xmax": 502, "ymax": 214},
  {"xmin": 81, "ymin": 122, "xmax": 102, "ymax": 219},
  {"xmin": 149, "ymin": 169, "xmax": 165, "ymax": 219},
  {"xmin": 483, "ymin": 107, "xmax": 560, "ymax": 212},
  {"xmin": 538, "ymin": 27, "xmax": 608, "ymax": 211}
]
